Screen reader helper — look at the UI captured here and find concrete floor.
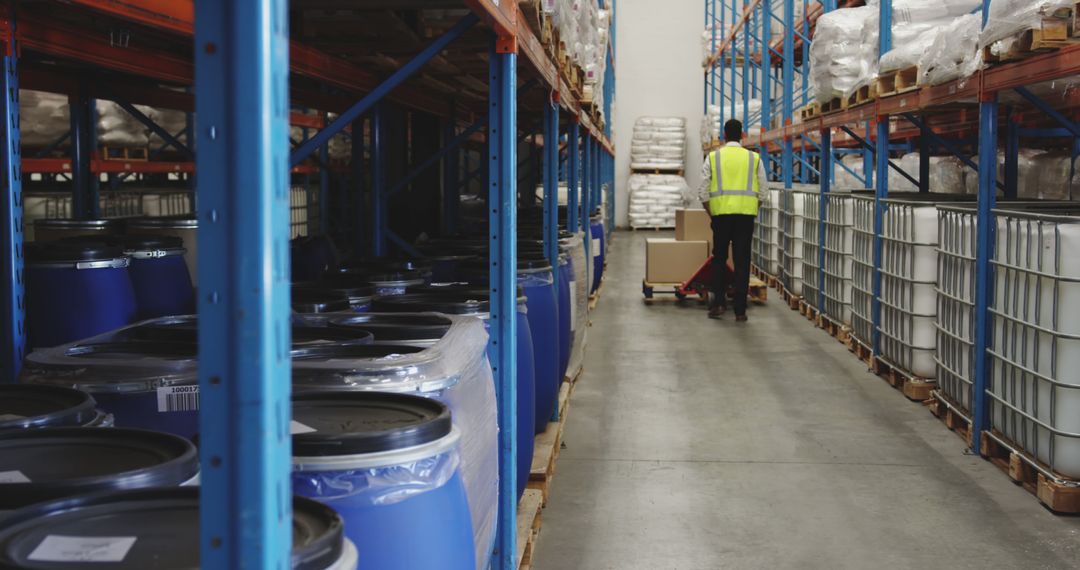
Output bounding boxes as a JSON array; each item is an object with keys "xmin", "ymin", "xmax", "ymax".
[{"xmin": 532, "ymin": 230, "xmax": 1080, "ymax": 570}]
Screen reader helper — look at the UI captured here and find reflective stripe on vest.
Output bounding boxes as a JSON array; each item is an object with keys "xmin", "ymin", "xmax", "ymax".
[{"xmin": 708, "ymin": 147, "xmax": 760, "ymax": 216}]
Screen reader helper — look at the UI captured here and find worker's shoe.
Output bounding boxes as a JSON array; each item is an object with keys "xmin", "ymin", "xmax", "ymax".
[
  {"xmin": 735, "ymin": 314, "xmax": 748, "ymax": 323},
  {"xmin": 708, "ymin": 305, "xmax": 726, "ymax": 319}
]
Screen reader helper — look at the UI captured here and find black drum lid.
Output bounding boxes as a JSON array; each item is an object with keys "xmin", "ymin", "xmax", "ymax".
[
  {"xmin": 291, "ymin": 391, "xmax": 452, "ymax": 456},
  {"xmin": 0, "ymin": 385, "xmax": 100, "ymax": 430},
  {"xmin": 0, "ymin": 428, "xmax": 198, "ymax": 510},
  {"xmin": 0, "ymin": 487, "xmax": 344, "ymax": 570}
]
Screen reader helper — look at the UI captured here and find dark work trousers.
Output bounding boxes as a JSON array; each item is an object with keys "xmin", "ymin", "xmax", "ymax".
[{"xmin": 710, "ymin": 214, "xmax": 756, "ymax": 316}]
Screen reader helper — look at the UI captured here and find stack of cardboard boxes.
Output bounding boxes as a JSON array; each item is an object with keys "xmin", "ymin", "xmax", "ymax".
[{"xmin": 644, "ymin": 209, "xmax": 713, "ymax": 284}]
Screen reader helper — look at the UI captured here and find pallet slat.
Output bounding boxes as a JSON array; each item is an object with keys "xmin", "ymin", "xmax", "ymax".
[{"xmin": 980, "ymin": 431, "xmax": 1080, "ymax": 514}]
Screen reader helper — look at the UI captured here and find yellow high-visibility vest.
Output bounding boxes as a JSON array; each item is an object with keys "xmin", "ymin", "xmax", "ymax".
[{"xmin": 708, "ymin": 146, "xmax": 761, "ymax": 216}]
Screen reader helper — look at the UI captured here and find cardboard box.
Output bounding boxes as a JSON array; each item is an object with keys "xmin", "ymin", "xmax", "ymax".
[
  {"xmin": 646, "ymin": 239, "xmax": 709, "ymax": 283},
  {"xmin": 675, "ymin": 209, "xmax": 713, "ymax": 249}
]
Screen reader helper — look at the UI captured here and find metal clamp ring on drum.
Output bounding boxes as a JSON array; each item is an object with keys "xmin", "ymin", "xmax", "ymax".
[
  {"xmin": 127, "ymin": 249, "xmax": 184, "ymax": 260},
  {"xmin": 31, "ymin": 257, "xmax": 131, "ymax": 270}
]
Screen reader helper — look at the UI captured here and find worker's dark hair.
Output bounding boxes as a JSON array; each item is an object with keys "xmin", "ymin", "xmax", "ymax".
[{"xmin": 724, "ymin": 119, "xmax": 743, "ymax": 142}]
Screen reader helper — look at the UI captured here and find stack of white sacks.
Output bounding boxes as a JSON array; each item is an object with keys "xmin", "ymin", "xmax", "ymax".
[
  {"xmin": 547, "ymin": 0, "xmax": 612, "ymax": 123},
  {"xmin": 810, "ymin": 1, "xmax": 981, "ymax": 102},
  {"xmin": 831, "ymin": 151, "xmax": 1080, "ymax": 200},
  {"xmin": 21, "ymin": 90, "xmax": 188, "ymax": 149},
  {"xmin": 811, "ymin": 0, "xmax": 1072, "ymax": 97},
  {"xmin": 631, "ymin": 117, "xmax": 686, "ymax": 171},
  {"xmin": 627, "ymin": 174, "xmax": 690, "ymax": 229},
  {"xmin": 701, "ymin": 101, "xmax": 763, "ymax": 147}
]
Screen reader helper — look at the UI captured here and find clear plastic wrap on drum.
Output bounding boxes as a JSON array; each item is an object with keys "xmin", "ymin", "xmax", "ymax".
[{"xmin": 291, "ymin": 316, "xmax": 498, "ymax": 567}]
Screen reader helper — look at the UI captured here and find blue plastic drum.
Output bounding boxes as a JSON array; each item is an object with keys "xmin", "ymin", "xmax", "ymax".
[
  {"xmin": 0, "ymin": 385, "xmax": 112, "ymax": 431},
  {"xmin": 372, "ymin": 290, "xmax": 536, "ymax": 500},
  {"xmin": 0, "ymin": 428, "xmax": 199, "ymax": 512},
  {"xmin": 292, "ymin": 392, "xmax": 474, "ymax": 570},
  {"xmin": 455, "ymin": 257, "xmax": 560, "ymax": 434},
  {"xmin": 557, "ymin": 253, "xmax": 572, "ymax": 381},
  {"xmin": 112, "ymin": 235, "xmax": 195, "ymax": 319},
  {"xmin": 292, "ymin": 288, "xmax": 353, "ymax": 314},
  {"xmin": 20, "ymin": 340, "xmax": 200, "ymax": 440},
  {"xmin": 590, "ymin": 215, "xmax": 605, "ymax": 294},
  {"xmin": 300, "ymin": 278, "xmax": 376, "ymax": 312},
  {"xmin": 291, "ymin": 235, "xmax": 340, "ymax": 282},
  {"xmin": 25, "ymin": 241, "xmax": 137, "ymax": 349},
  {"xmin": 0, "ymin": 487, "xmax": 357, "ymax": 569}
]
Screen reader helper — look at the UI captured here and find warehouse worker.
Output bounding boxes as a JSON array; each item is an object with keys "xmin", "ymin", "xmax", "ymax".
[{"xmin": 698, "ymin": 119, "xmax": 767, "ymax": 322}]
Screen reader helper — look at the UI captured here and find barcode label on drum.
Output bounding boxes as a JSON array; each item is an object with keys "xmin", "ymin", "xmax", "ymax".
[
  {"xmin": 592, "ymin": 238, "xmax": 601, "ymax": 258},
  {"xmin": 157, "ymin": 386, "xmax": 200, "ymax": 413}
]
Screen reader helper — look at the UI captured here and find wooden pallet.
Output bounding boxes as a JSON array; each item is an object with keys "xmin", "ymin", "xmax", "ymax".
[
  {"xmin": 844, "ymin": 84, "xmax": 874, "ymax": 109},
  {"xmin": 516, "ymin": 489, "xmax": 544, "ymax": 570},
  {"xmin": 980, "ymin": 430, "xmax": 1080, "ymax": 514},
  {"xmin": 799, "ymin": 103, "xmax": 821, "ymax": 122},
  {"xmin": 874, "ymin": 66, "xmax": 919, "ymax": 98},
  {"xmin": 820, "ymin": 97, "xmax": 844, "ymax": 115},
  {"xmin": 564, "ymin": 364, "xmax": 584, "ymax": 385},
  {"xmin": 641, "ymin": 280, "xmax": 705, "ymax": 303},
  {"xmin": 102, "ymin": 146, "xmax": 149, "ymax": 161},
  {"xmin": 846, "ymin": 333, "xmax": 873, "ymax": 366},
  {"xmin": 588, "ymin": 277, "xmax": 605, "ymax": 310},
  {"xmin": 751, "ymin": 265, "xmax": 780, "ymax": 290},
  {"xmin": 815, "ymin": 312, "xmax": 851, "ymax": 346},
  {"xmin": 870, "ymin": 355, "xmax": 935, "ymax": 401},
  {"xmin": 798, "ymin": 299, "xmax": 819, "ymax": 322},
  {"xmin": 748, "ymin": 276, "xmax": 768, "ymax": 304},
  {"xmin": 927, "ymin": 392, "xmax": 973, "ymax": 447},
  {"xmin": 779, "ymin": 286, "xmax": 801, "ymax": 310},
  {"xmin": 528, "ymin": 382, "xmax": 573, "ymax": 504},
  {"xmin": 985, "ymin": 12, "xmax": 1077, "ymax": 64}
]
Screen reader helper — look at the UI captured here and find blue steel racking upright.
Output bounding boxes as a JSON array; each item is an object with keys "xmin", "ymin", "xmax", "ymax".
[
  {"xmin": 0, "ymin": 1, "xmax": 616, "ymax": 568},
  {"xmin": 704, "ymin": 0, "xmax": 1080, "ymax": 461}
]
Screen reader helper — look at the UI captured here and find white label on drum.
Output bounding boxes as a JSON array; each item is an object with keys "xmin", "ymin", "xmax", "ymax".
[
  {"xmin": 28, "ymin": 535, "xmax": 137, "ymax": 563},
  {"xmin": 157, "ymin": 385, "xmax": 200, "ymax": 413},
  {"xmin": 592, "ymin": 238, "xmax": 601, "ymax": 258},
  {"xmin": 0, "ymin": 470, "xmax": 30, "ymax": 483},
  {"xmin": 290, "ymin": 420, "xmax": 317, "ymax": 435},
  {"xmin": 569, "ymin": 285, "xmax": 577, "ymax": 331}
]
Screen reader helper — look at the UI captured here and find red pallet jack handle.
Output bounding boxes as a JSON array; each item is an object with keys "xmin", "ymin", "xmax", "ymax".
[{"xmin": 677, "ymin": 255, "xmax": 734, "ymax": 300}]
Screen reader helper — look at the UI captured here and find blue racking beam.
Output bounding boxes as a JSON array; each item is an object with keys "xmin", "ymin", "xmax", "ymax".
[
  {"xmin": 0, "ymin": 11, "xmax": 23, "ymax": 384},
  {"xmin": 818, "ymin": 127, "xmax": 830, "ymax": 311},
  {"xmin": 443, "ymin": 106, "xmax": 460, "ymax": 236},
  {"xmin": 352, "ymin": 116, "xmax": 367, "ymax": 253},
  {"xmin": 114, "ymin": 99, "xmax": 194, "ymax": 158},
  {"xmin": 70, "ymin": 83, "xmax": 98, "ymax": 220},
  {"xmin": 389, "ymin": 118, "xmax": 487, "ymax": 197},
  {"xmin": 782, "ymin": 0, "xmax": 794, "ymax": 189},
  {"xmin": 372, "ymin": 103, "xmax": 387, "ymax": 257},
  {"xmin": 873, "ymin": 0, "xmax": 893, "ymax": 364},
  {"xmin": 488, "ymin": 37, "xmax": 518, "ymax": 570},
  {"xmin": 194, "ymin": 0, "xmax": 292, "ymax": 567},
  {"xmin": 970, "ymin": 0, "xmax": 997, "ymax": 455},
  {"xmin": 319, "ymin": 123, "xmax": 330, "ymax": 234},
  {"xmin": 289, "ymin": 13, "xmax": 478, "ymax": 167},
  {"xmin": 543, "ymin": 99, "xmax": 560, "ymax": 422}
]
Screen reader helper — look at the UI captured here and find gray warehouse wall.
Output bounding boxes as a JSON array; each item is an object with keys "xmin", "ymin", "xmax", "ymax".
[{"xmin": 614, "ymin": 0, "xmax": 706, "ymax": 228}]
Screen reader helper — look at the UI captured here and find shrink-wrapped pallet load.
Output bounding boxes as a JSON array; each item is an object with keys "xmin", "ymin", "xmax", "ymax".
[
  {"xmin": 631, "ymin": 117, "xmax": 686, "ymax": 171},
  {"xmin": 627, "ymin": 174, "xmax": 690, "ymax": 229}
]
